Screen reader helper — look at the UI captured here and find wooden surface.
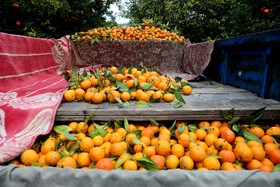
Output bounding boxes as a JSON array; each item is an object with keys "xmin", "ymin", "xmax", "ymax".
[{"xmin": 55, "ymin": 81, "xmax": 280, "ymax": 121}]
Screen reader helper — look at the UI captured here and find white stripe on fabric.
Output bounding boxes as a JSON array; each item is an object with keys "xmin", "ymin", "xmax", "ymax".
[
  {"xmin": 0, "ymin": 65, "xmax": 60, "ymax": 79},
  {"xmin": 0, "ymin": 53, "xmax": 53, "ymax": 56}
]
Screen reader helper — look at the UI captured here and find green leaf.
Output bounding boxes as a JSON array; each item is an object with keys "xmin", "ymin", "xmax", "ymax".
[
  {"xmin": 172, "ymin": 82, "xmax": 179, "ymax": 91},
  {"xmin": 219, "ymin": 109, "xmax": 234, "ymax": 120},
  {"xmin": 71, "ymin": 65, "xmax": 77, "ymax": 77},
  {"xmin": 188, "ymin": 124, "xmax": 198, "ymax": 132},
  {"xmin": 114, "ymin": 120, "xmax": 124, "ymax": 129},
  {"xmin": 120, "ymin": 101, "xmax": 130, "ymax": 108},
  {"xmin": 232, "ymin": 124, "xmax": 241, "ymax": 133},
  {"xmin": 114, "ymin": 159, "xmax": 126, "ymax": 169},
  {"xmin": 128, "ymin": 65, "xmax": 133, "ymax": 74},
  {"xmin": 136, "ymin": 157, "xmax": 160, "ymax": 171},
  {"xmin": 91, "ymin": 162, "xmax": 96, "ymax": 169},
  {"xmin": 202, "ymin": 127, "xmax": 212, "ymax": 130},
  {"xmin": 136, "ymin": 101, "xmax": 150, "ymax": 108},
  {"xmin": 149, "ymin": 97, "xmax": 162, "ymax": 103},
  {"xmin": 181, "ymin": 81, "xmax": 192, "ymax": 88},
  {"xmin": 132, "ymin": 130, "xmax": 142, "ymax": 139},
  {"xmin": 206, "ymin": 155, "xmax": 223, "ymax": 159},
  {"xmin": 148, "ymin": 119, "xmax": 160, "ymax": 126},
  {"xmin": 31, "ymin": 161, "xmax": 42, "ymax": 167},
  {"xmin": 91, "ymin": 39, "xmax": 94, "ymax": 45},
  {"xmin": 243, "ymin": 131, "xmax": 263, "ymax": 145},
  {"xmin": 178, "ymin": 125, "xmax": 186, "ymax": 134},
  {"xmin": 69, "ymin": 148, "xmax": 76, "ymax": 155},
  {"xmin": 141, "ymin": 83, "xmax": 153, "ymax": 90},
  {"xmin": 169, "ymin": 120, "xmax": 177, "ymax": 132},
  {"xmin": 60, "ymin": 71, "xmax": 70, "ymax": 82},
  {"xmin": 134, "ymin": 78, "xmax": 139, "ymax": 87},
  {"xmin": 175, "ymin": 77, "xmax": 182, "ymax": 82},
  {"xmin": 65, "ymin": 82, "xmax": 76, "ymax": 88},
  {"xmin": 109, "ymin": 157, "xmax": 118, "ymax": 160},
  {"xmin": 84, "ymin": 111, "xmax": 97, "ymax": 126},
  {"xmin": 272, "ymin": 137, "xmax": 280, "ymax": 147},
  {"xmin": 272, "ymin": 164, "xmax": 280, "ymax": 172},
  {"xmin": 172, "ymin": 89, "xmax": 185, "ymax": 104},
  {"xmin": 58, "ymin": 151, "xmax": 70, "ymax": 158},
  {"xmin": 250, "ymin": 107, "xmax": 266, "ymax": 121},
  {"xmin": 131, "ymin": 138, "xmax": 141, "ymax": 145},
  {"xmin": 53, "ymin": 125, "xmax": 72, "ymax": 134},
  {"xmin": 116, "ymin": 81, "xmax": 129, "ymax": 92},
  {"xmin": 63, "ymin": 133, "xmax": 78, "ymax": 140},
  {"xmin": 170, "ymin": 100, "xmax": 182, "ymax": 109},
  {"xmin": 228, "ymin": 117, "xmax": 240, "ymax": 125},
  {"xmin": 124, "ymin": 117, "xmax": 129, "ymax": 132},
  {"xmin": 81, "ymin": 69, "xmax": 88, "ymax": 78}
]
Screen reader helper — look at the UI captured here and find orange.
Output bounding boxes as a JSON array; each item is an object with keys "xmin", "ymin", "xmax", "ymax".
[
  {"xmin": 150, "ymin": 155, "xmax": 165, "ymax": 169},
  {"xmin": 100, "ymin": 142, "xmax": 112, "ymax": 158},
  {"xmin": 76, "ymin": 122, "xmax": 88, "ymax": 133},
  {"xmin": 247, "ymin": 141, "xmax": 263, "ymax": 149},
  {"xmin": 196, "ymin": 128, "xmax": 207, "ymax": 141},
  {"xmin": 214, "ymin": 138, "xmax": 228, "ymax": 150},
  {"xmin": 234, "ymin": 142, "xmax": 253, "ymax": 162},
  {"xmin": 110, "ymin": 66, "xmax": 118, "ymax": 74},
  {"xmin": 210, "ymin": 121, "xmax": 222, "ymax": 128},
  {"xmin": 134, "ymin": 143, "xmax": 146, "ymax": 153},
  {"xmin": 128, "ymin": 124, "xmax": 137, "ymax": 133},
  {"xmin": 110, "ymin": 132, "xmax": 123, "ymax": 143},
  {"xmin": 178, "ymin": 133, "xmax": 190, "ymax": 148},
  {"xmin": 38, "ymin": 155, "xmax": 47, "ymax": 165},
  {"xmin": 189, "ymin": 146, "xmax": 206, "ymax": 162},
  {"xmin": 166, "ymin": 155, "xmax": 179, "ymax": 169},
  {"xmin": 95, "ymin": 158, "xmax": 114, "ymax": 170},
  {"xmin": 115, "ymin": 74, "xmax": 124, "ymax": 81},
  {"xmin": 261, "ymin": 135, "xmax": 274, "ymax": 144},
  {"xmin": 246, "ymin": 159, "xmax": 263, "ymax": 170},
  {"xmin": 84, "ymin": 92, "xmax": 94, "ymax": 102},
  {"xmin": 126, "ymin": 80, "xmax": 135, "ymax": 88},
  {"xmin": 76, "ymin": 132, "xmax": 87, "ymax": 140},
  {"xmin": 107, "ymin": 91, "xmax": 121, "ymax": 103},
  {"xmin": 206, "ymin": 146, "xmax": 218, "ymax": 156},
  {"xmin": 182, "ymin": 86, "xmax": 192, "ymax": 95},
  {"xmin": 92, "ymin": 93, "xmax": 103, "ymax": 104},
  {"xmin": 221, "ymin": 162, "xmax": 236, "ymax": 171},
  {"xmin": 198, "ymin": 121, "xmax": 210, "ymax": 128},
  {"xmin": 207, "ymin": 126, "xmax": 220, "ymax": 137},
  {"xmin": 121, "ymin": 92, "xmax": 131, "ymax": 102},
  {"xmin": 152, "ymin": 91, "xmax": 163, "ymax": 102},
  {"xmin": 66, "ymin": 140, "xmax": 79, "ymax": 149},
  {"xmin": 45, "ymin": 151, "xmax": 61, "ymax": 166},
  {"xmin": 147, "ymin": 76, "xmax": 160, "ymax": 87},
  {"xmin": 270, "ymin": 149, "xmax": 280, "ymax": 165},
  {"xmin": 80, "ymin": 137, "xmax": 94, "ymax": 152},
  {"xmin": 21, "ymin": 149, "xmax": 39, "ymax": 166},
  {"xmin": 203, "ymin": 157, "xmax": 221, "ymax": 170},
  {"xmin": 75, "ymin": 88, "xmax": 85, "ymax": 100},
  {"xmin": 80, "ymin": 80, "xmax": 91, "ymax": 90},
  {"xmin": 89, "ymin": 77, "xmax": 98, "ymax": 86},
  {"xmin": 123, "ymin": 160, "xmax": 138, "ymax": 170},
  {"xmin": 158, "ymin": 82, "xmax": 168, "ymax": 91},
  {"xmin": 143, "ymin": 146, "xmax": 156, "ymax": 158},
  {"xmin": 63, "ymin": 90, "xmax": 75, "ymax": 102},
  {"xmin": 171, "ymin": 144, "xmax": 185, "ymax": 158},
  {"xmin": 93, "ymin": 135, "xmax": 104, "ymax": 146},
  {"xmin": 220, "ymin": 129, "xmax": 235, "ymax": 143},
  {"xmin": 266, "ymin": 127, "xmax": 280, "ymax": 136},
  {"xmin": 125, "ymin": 133, "xmax": 138, "ymax": 146},
  {"xmin": 89, "ymin": 147, "xmax": 105, "ymax": 162},
  {"xmin": 155, "ymin": 140, "xmax": 171, "ymax": 156},
  {"xmin": 77, "ymin": 152, "xmax": 91, "ymax": 167},
  {"xmin": 218, "ymin": 150, "xmax": 236, "ymax": 163},
  {"xmin": 261, "ymin": 158, "xmax": 275, "ymax": 169},
  {"xmin": 140, "ymin": 136, "xmax": 151, "ymax": 146},
  {"xmin": 57, "ymin": 156, "xmax": 77, "ymax": 169},
  {"xmin": 110, "ymin": 142, "xmax": 125, "ymax": 156},
  {"xmin": 41, "ymin": 139, "xmax": 56, "ymax": 154},
  {"xmin": 205, "ymin": 134, "xmax": 218, "ymax": 147},
  {"xmin": 251, "ymin": 146, "xmax": 266, "ymax": 161},
  {"xmin": 249, "ymin": 127, "xmax": 265, "ymax": 139},
  {"xmin": 264, "ymin": 143, "xmax": 279, "ymax": 155},
  {"xmin": 138, "ymin": 92, "xmax": 150, "ymax": 102},
  {"xmin": 141, "ymin": 127, "xmax": 154, "ymax": 139},
  {"xmin": 68, "ymin": 122, "xmax": 78, "ymax": 132},
  {"xmin": 259, "ymin": 165, "xmax": 273, "ymax": 172},
  {"xmin": 179, "ymin": 156, "xmax": 194, "ymax": 170}
]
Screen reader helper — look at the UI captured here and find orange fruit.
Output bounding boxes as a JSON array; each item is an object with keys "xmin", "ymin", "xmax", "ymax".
[
  {"xmin": 57, "ymin": 156, "xmax": 77, "ymax": 169},
  {"xmin": 74, "ymin": 88, "xmax": 85, "ymax": 100},
  {"xmin": 155, "ymin": 140, "xmax": 171, "ymax": 156},
  {"xmin": 259, "ymin": 165, "xmax": 273, "ymax": 172},
  {"xmin": 123, "ymin": 160, "xmax": 138, "ymax": 170},
  {"xmin": 178, "ymin": 133, "xmax": 190, "ymax": 148},
  {"xmin": 80, "ymin": 137, "xmax": 94, "ymax": 152},
  {"xmin": 110, "ymin": 142, "xmax": 125, "ymax": 156},
  {"xmin": 95, "ymin": 158, "xmax": 114, "ymax": 170},
  {"xmin": 100, "ymin": 142, "xmax": 112, "ymax": 158},
  {"xmin": 45, "ymin": 151, "xmax": 61, "ymax": 166},
  {"xmin": 198, "ymin": 121, "xmax": 210, "ymax": 128},
  {"xmin": 234, "ymin": 142, "xmax": 253, "ymax": 162},
  {"xmin": 270, "ymin": 149, "xmax": 280, "ymax": 165},
  {"xmin": 207, "ymin": 126, "xmax": 220, "ymax": 137},
  {"xmin": 128, "ymin": 124, "xmax": 137, "ymax": 133},
  {"xmin": 218, "ymin": 150, "xmax": 236, "ymax": 163},
  {"xmin": 115, "ymin": 74, "xmax": 124, "ymax": 81},
  {"xmin": 246, "ymin": 159, "xmax": 263, "ymax": 170},
  {"xmin": 21, "ymin": 149, "xmax": 39, "ymax": 166},
  {"xmin": 121, "ymin": 92, "xmax": 131, "ymax": 102},
  {"xmin": 84, "ymin": 92, "xmax": 94, "ymax": 102},
  {"xmin": 171, "ymin": 144, "xmax": 185, "ymax": 158},
  {"xmin": 249, "ymin": 127, "xmax": 265, "ymax": 139},
  {"xmin": 261, "ymin": 158, "xmax": 275, "ymax": 169},
  {"xmin": 141, "ymin": 127, "xmax": 154, "ymax": 139},
  {"xmin": 210, "ymin": 121, "xmax": 222, "ymax": 128},
  {"xmin": 77, "ymin": 152, "xmax": 91, "ymax": 167},
  {"xmin": 266, "ymin": 127, "xmax": 280, "ymax": 136},
  {"xmin": 93, "ymin": 135, "xmax": 104, "ymax": 147},
  {"xmin": 116, "ymin": 128, "xmax": 127, "ymax": 138},
  {"xmin": 182, "ymin": 86, "xmax": 192, "ymax": 95},
  {"xmin": 41, "ymin": 139, "xmax": 56, "ymax": 154},
  {"xmin": 89, "ymin": 147, "xmax": 105, "ymax": 162},
  {"xmin": 147, "ymin": 76, "xmax": 160, "ymax": 87},
  {"xmin": 221, "ymin": 162, "xmax": 236, "ymax": 171},
  {"xmin": 76, "ymin": 122, "xmax": 88, "ymax": 133},
  {"xmin": 189, "ymin": 146, "xmax": 206, "ymax": 162},
  {"xmin": 63, "ymin": 90, "xmax": 75, "ymax": 102},
  {"xmin": 92, "ymin": 93, "xmax": 103, "ymax": 104},
  {"xmin": 163, "ymin": 93, "xmax": 174, "ymax": 102},
  {"xmin": 140, "ymin": 136, "xmax": 151, "ymax": 146},
  {"xmin": 143, "ymin": 146, "xmax": 156, "ymax": 158},
  {"xmin": 196, "ymin": 128, "xmax": 207, "ymax": 141},
  {"xmin": 80, "ymin": 80, "xmax": 91, "ymax": 90},
  {"xmin": 251, "ymin": 146, "xmax": 266, "ymax": 161},
  {"xmin": 109, "ymin": 132, "xmax": 122, "ymax": 143},
  {"xmin": 214, "ymin": 138, "xmax": 228, "ymax": 150},
  {"xmin": 138, "ymin": 92, "xmax": 150, "ymax": 102},
  {"xmin": 68, "ymin": 122, "xmax": 78, "ymax": 132},
  {"xmin": 125, "ymin": 133, "xmax": 138, "ymax": 146},
  {"xmin": 261, "ymin": 135, "xmax": 274, "ymax": 144},
  {"xmin": 110, "ymin": 66, "xmax": 118, "ymax": 74},
  {"xmin": 179, "ymin": 156, "xmax": 194, "ymax": 170},
  {"xmin": 152, "ymin": 91, "xmax": 163, "ymax": 101},
  {"xmin": 264, "ymin": 143, "xmax": 279, "ymax": 155},
  {"xmin": 107, "ymin": 91, "xmax": 121, "ymax": 103},
  {"xmin": 203, "ymin": 157, "xmax": 221, "ymax": 170},
  {"xmin": 89, "ymin": 77, "xmax": 98, "ymax": 86},
  {"xmin": 150, "ymin": 155, "xmax": 165, "ymax": 169},
  {"xmin": 220, "ymin": 129, "xmax": 235, "ymax": 143},
  {"xmin": 166, "ymin": 155, "xmax": 179, "ymax": 169},
  {"xmin": 204, "ymin": 134, "xmax": 218, "ymax": 147}
]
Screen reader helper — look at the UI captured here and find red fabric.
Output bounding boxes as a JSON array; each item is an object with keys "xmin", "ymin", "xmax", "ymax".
[{"xmin": 0, "ymin": 33, "xmax": 100, "ymax": 164}]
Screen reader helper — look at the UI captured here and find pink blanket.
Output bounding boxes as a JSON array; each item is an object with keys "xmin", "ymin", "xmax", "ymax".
[{"xmin": 0, "ymin": 33, "xmax": 100, "ymax": 164}]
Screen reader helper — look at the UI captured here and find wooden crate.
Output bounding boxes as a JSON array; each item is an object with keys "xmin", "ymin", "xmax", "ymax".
[{"xmin": 56, "ymin": 81, "xmax": 280, "ymax": 121}]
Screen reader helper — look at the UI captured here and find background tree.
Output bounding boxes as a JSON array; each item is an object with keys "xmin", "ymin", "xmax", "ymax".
[
  {"xmin": 122, "ymin": 0, "xmax": 280, "ymax": 43},
  {"xmin": 0, "ymin": 0, "xmax": 120, "ymax": 38}
]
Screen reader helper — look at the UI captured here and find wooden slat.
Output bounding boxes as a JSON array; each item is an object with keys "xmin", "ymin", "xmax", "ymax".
[{"xmin": 55, "ymin": 81, "xmax": 280, "ymax": 121}]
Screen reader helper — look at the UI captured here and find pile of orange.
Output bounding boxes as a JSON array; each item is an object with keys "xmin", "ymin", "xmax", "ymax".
[
  {"xmin": 63, "ymin": 66, "xmax": 192, "ymax": 106},
  {"xmin": 71, "ymin": 22, "xmax": 186, "ymax": 41},
  {"xmin": 6, "ymin": 119, "xmax": 280, "ymax": 171}
]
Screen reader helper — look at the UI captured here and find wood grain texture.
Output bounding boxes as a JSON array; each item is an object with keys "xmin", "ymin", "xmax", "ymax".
[{"xmin": 56, "ymin": 81, "xmax": 280, "ymax": 121}]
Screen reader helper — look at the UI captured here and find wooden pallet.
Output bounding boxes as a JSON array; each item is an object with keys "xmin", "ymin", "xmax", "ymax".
[{"xmin": 55, "ymin": 81, "xmax": 280, "ymax": 121}]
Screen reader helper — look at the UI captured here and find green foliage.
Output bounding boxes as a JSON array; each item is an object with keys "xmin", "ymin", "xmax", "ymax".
[
  {"xmin": 122, "ymin": 0, "xmax": 280, "ymax": 42},
  {"xmin": 1, "ymin": 0, "xmax": 120, "ymax": 38}
]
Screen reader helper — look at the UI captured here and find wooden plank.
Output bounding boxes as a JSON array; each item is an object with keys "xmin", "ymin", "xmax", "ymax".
[{"xmin": 56, "ymin": 81, "xmax": 280, "ymax": 121}]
